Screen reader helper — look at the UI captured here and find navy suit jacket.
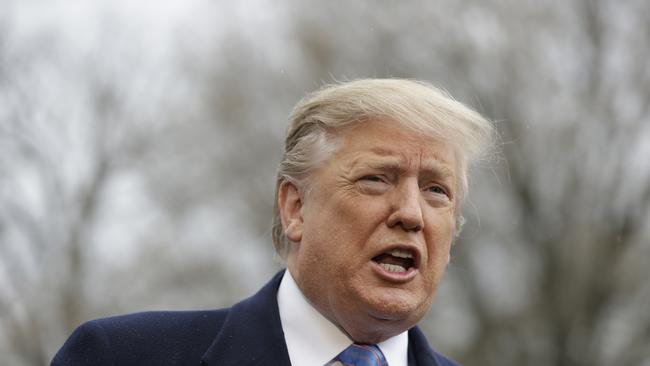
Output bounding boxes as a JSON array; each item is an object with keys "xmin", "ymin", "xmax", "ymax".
[{"xmin": 52, "ymin": 270, "xmax": 459, "ymax": 365}]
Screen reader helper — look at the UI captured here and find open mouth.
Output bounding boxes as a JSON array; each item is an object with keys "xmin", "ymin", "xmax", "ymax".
[{"xmin": 372, "ymin": 248, "xmax": 416, "ymax": 274}]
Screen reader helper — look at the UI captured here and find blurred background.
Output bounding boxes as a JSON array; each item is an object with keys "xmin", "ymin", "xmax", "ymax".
[{"xmin": 1, "ymin": 0, "xmax": 649, "ymax": 365}]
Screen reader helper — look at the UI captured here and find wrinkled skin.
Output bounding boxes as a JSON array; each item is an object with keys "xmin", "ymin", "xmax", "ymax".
[{"xmin": 279, "ymin": 119, "xmax": 457, "ymax": 343}]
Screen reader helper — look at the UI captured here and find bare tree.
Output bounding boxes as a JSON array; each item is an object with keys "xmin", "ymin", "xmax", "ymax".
[{"xmin": 2, "ymin": 1, "xmax": 648, "ymax": 365}]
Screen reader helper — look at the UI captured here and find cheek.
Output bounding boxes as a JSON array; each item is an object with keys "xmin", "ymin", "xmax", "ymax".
[
  {"xmin": 427, "ymin": 238, "xmax": 452, "ymax": 268},
  {"xmin": 317, "ymin": 197, "xmax": 384, "ymax": 237},
  {"xmin": 424, "ymin": 213, "xmax": 455, "ymax": 263},
  {"xmin": 339, "ymin": 197, "xmax": 388, "ymax": 226}
]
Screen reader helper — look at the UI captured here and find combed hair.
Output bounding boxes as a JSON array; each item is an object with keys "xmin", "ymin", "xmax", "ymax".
[{"xmin": 272, "ymin": 78, "xmax": 495, "ymax": 258}]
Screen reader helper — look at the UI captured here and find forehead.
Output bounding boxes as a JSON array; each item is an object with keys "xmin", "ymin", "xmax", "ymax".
[{"xmin": 330, "ymin": 120, "xmax": 457, "ymax": 175}]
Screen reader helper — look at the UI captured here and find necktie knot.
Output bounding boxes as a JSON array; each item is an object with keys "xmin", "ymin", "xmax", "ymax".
[{"xmin": 335, "ymin": 343, "xmax": 388, "ymax": 366}]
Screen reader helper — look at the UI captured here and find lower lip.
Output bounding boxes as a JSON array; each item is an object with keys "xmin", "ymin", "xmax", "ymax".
[{"xmin": 371, "ymin": 261, "xmax": 418, "ymax": 283}]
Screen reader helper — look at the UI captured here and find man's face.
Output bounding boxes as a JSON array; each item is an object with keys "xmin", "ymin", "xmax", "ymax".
[{"xmin": 281, "ymin": 119, "xmax": 458, "ymax": 343}]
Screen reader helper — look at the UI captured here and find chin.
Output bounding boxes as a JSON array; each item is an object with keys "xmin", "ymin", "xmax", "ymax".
[
  {"xmin": 346, "ymin": 304, "xmax": 422, "ymax": 344},
  {"xmin": 363, "ymin": 292, "xmax": 427, "ymax": 324}
]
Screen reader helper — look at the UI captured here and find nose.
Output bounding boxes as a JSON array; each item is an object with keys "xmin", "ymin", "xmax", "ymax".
[{"xmin": 386, "ymin": 180, "xmax": 424, "ymax": 232}]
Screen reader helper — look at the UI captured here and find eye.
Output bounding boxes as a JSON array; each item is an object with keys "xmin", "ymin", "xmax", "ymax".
[
  {"xmin": 357, "ymin": 175, "xmax": 391, "ymax": 194},
  {"xmin": 424, "ymin": 184, "xmax": 449, "ymax": 197},
  {"xmin": 361, "ymin": 175, "xmax": 386, "ymax": 183}
]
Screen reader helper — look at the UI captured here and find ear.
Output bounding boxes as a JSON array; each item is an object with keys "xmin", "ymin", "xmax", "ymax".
[{"xmin": 278, "ymin": 181, "xmax": 304, "ymax": 243}]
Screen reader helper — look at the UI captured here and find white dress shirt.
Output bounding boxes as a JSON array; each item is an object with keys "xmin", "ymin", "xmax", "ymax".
[{"xmin": 277, "ymin": 270, "xmax": 408, "ymax": 366}]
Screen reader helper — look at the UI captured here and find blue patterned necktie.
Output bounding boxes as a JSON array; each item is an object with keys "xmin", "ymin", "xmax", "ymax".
[{"xmin": 334, "ymin": 343, "xmax": 388, "ymax": 366}]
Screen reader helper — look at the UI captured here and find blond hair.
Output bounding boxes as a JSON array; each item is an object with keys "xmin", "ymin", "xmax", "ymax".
[{"xmin": 272, "ymin": 79, "xmax": 494, "ymax": 257}]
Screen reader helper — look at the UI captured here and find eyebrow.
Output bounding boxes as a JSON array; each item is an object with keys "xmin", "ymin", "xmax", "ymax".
[
  {"xmin": 352, "ymin": 148, "xmax": 456, "ymax": 181},
  {"xmin": 368, "ymin": 147, "xmax": 398, "ymax": 156}
]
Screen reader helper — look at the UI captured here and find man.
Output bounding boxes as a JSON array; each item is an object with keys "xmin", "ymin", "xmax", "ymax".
[{"xmin": 52, "ymin": 79, "xmax": 493, "ymax": 366}]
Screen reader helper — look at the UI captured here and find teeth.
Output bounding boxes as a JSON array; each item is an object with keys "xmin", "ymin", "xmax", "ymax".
[
  {"xmin": 379, "ymin": 263, "xmax": 407, "ymax": 273},
  {"xmin": 388, "ymin": 249, "xmax": 413, "ymax": 259}
]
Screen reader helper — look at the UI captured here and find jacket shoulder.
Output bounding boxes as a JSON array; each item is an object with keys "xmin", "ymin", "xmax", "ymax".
[{"xmin": 51, "ymin": 309, "xmax": 229, "ymax": 366}]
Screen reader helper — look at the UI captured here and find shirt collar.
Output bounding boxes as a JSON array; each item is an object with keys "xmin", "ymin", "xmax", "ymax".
[{"xmin": 277, "ymin": 269, "xmax": 408, "ymax": 366}]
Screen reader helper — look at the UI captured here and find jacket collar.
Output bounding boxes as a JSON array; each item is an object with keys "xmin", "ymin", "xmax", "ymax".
[
  {"xmin": 200, "ymin": 269, "xmax": 452, "ymax": 366},
  {"xmin": 408, "ymin": 326, "xmax": 459, "ymax": 366},
  {"xmin": 201, "ymin": 270, "xmax": 291, "ymax": 366}
]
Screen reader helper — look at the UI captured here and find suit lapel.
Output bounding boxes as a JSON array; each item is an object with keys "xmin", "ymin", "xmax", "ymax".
[
  {"xmin": 201, "ymin": 270, "xmax": 292, "ymax": 366},
  {"xmin": 408, "ymin": 326, "xmax": 435, "ymax": 366},
  {"xmin": 201, "ymin": 270, "xmax": 456, "ymax": 366},
  {"xmin": 408, "ymin": 326, "xmax": 458, "ymax": 366}
]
